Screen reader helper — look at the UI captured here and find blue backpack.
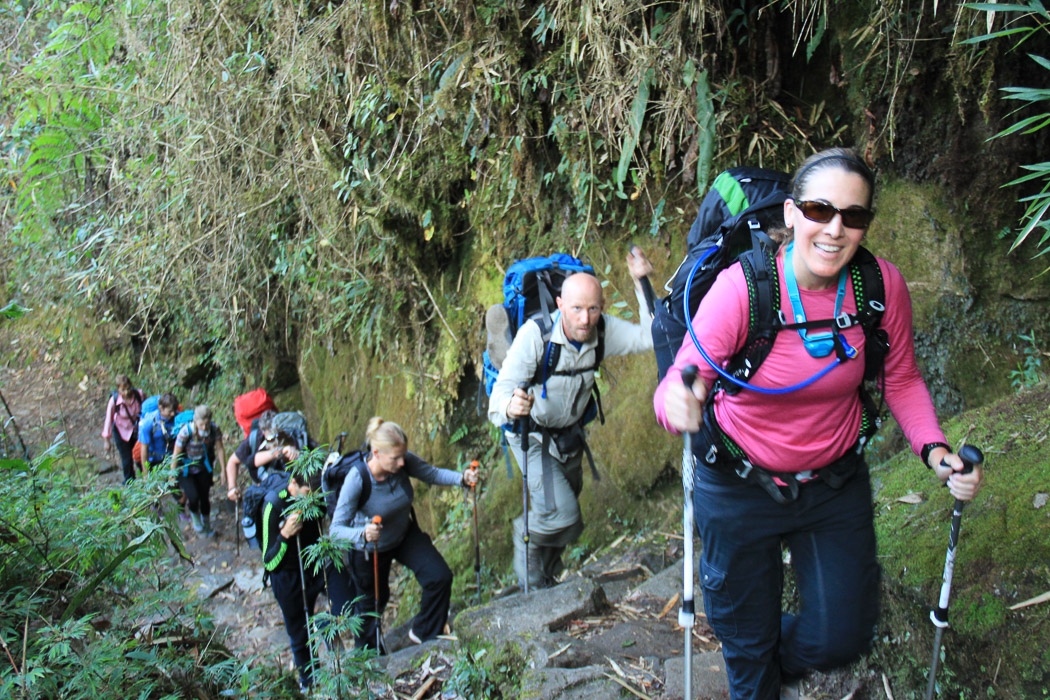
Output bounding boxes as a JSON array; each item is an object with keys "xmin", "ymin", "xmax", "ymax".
[
  {"xmin": 482, "ymin": 253, "xmax": 603, "ymax": 398},
  {"xmin": 481, "ymin": 253, "xmax": 606, "ymax": 479},
  {"xmin": 141, "ymin": 394, "xmax": 160, "ymax": 416}
]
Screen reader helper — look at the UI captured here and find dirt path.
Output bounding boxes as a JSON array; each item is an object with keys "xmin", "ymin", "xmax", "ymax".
[{"xmin": 0, "ymin": 356, "xmax": 296, "ymax": 675}]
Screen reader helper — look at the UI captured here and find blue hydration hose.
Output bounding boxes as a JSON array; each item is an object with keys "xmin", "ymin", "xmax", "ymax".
[{"xmin": 682, "ymin": 247, "xmax": 847, "ymax": 395}]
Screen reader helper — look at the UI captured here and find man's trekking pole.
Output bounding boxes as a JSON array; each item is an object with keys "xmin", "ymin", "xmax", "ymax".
[
  {"xmin": 631, "ymin": 244, "xmax": 657, "ymax": 318},
  {"xmin": 234, "ymin": 493, "xmax": 241, "ymax": 558},
  {"xmin": 516, "ymin": 381, "xmax": 532, "ymax": 595},
  {"xmin": 925, "ymin": 444, "xmax": 984, "ymax": 700},
  {"xmin": 470, "ymin": 459, "xmax": 482, "ymax": 606},
  {"xmin": 369, "ymin": 514, "xmax": 383, "ymax": 651},
  {"xmin": 679, "ymin": 365, "xmax": 699, "ymax": 700}
]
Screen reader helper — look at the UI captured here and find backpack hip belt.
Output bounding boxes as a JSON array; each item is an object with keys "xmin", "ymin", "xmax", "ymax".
[{"xmin": 697, "ymin": 400, "xmax": 864, "ymax": 504}]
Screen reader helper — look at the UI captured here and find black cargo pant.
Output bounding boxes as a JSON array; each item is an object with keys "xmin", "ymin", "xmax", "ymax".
[{"xmin": 350, "ymin": 519, "xmax": 453, "ymax": 651}]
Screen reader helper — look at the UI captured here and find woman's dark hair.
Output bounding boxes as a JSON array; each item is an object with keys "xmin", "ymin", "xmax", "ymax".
[
  {"xmin": 115, "ymin": 374, "xmax": 134, "ymax": 392},
  {"xmin": 790, "ymin": 147, "xmax": 875, "ymax": 204},
  {"xmin": 158, "ymin": 393, "xmax": 179, "ymax": 410}
]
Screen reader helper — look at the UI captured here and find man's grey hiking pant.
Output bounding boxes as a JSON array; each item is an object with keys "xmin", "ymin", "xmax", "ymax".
[{"xmin": 506, "ymin": 432, "xmax": 585, "ymax": 590}]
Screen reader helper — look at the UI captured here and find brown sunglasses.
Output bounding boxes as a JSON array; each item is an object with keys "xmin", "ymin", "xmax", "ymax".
[{"xmin": 794, "ymin": 200, "xmax": 875, "ymax": 229}]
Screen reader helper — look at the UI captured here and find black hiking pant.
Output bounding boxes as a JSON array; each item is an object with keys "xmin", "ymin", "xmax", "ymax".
[
  {"xmin": 349, "ymin": 519, "xmax": 452, "ymax": 651},
  {"xmin": 270, "ymin": 565, "xmax": 326, "ymax": 686},
  {"xmin": 177, "ymin": 469, "xmax": 212, "ymax": 516},
  {"xmin": 325, "ymin": 556, "xmax": 356, "ymax": 620},
  {"xmin": 113, "ymin": 432, "xmax": 136, "ymax": 484}
]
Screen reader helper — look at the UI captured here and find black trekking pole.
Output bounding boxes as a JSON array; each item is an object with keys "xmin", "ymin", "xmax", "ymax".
[
  {"xmin": 679, "ymin": 365, "xmax": 699, "ymax": 700},
  {"xmin": 925, "ymin": 444, "xmax": 984, "ymax": 700},
  {"xmin": 470, "ymin": 459, "xmax": 483, "ymax": 606},
  {"xmin": 631, "ymin": 244, "xmax": 657, "ymax": 319},
  {"xmin": 0, "ymin": 389, "xmax": 29, "ymax": 460},
  {"xmin": 516, "ymin": 382, "xmax": 532, "ymax": 595},
  {"xmin": 234, "ymin": 491, "xmax": 241, "ymax": 558}
]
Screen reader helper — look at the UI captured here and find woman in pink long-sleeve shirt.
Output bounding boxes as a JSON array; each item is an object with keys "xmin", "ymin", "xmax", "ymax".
[
  {"xmin": 654, "ymin": 148, "xmax": 982, "ymax": 699},
  {"xmin": 101, "ymin": 374, "xmax": 144, "ymax": 484}
]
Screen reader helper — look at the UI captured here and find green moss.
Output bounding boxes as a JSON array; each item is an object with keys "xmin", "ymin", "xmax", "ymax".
[{"xmin": 870, "ymin": 386, "xmax": 1050, "ymax": 695}]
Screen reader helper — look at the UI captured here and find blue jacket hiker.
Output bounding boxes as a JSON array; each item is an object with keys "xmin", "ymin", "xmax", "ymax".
[{"xmin": 137, "ymin": 392, "xmax": 179, "ymax": 467}]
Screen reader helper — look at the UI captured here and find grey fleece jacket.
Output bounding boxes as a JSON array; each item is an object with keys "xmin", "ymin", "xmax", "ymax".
[{"xmin": 329, "ymin": 451, "xmax": 464, "ymax": 552}]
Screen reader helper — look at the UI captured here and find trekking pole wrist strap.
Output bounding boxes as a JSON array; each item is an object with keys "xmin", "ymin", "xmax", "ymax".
[{"xmin": 921, "ymin": 442, "xmax": 951, "ymax": 470}]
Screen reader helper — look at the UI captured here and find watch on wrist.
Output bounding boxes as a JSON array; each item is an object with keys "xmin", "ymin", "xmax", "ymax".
[{"xmin": 921, "ymin": 442, "xmax": 951, "ymax": 469}]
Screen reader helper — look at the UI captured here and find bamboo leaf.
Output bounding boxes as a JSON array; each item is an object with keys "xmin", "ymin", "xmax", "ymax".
[
  {"xmin": 1009, "ymin": 198, "xmax": 1050, "ymax": 253},
  {"xmin": 0, "ymin": 302, "xmax": 30, "ymax": 320},
  {"xmin": 616, "ymin": 68, "xmax": 652, "ymax": 188},
  {"xmin": 695, "ymin": 70, "xmax": 715, "ymax": 195},
  {"xmin": 958, "ymin": 27, "xmax": 1033, "ymax": 45},
  {"xmin": 60, "ymin": 526, "xmax": 161, "ymax": 622}
]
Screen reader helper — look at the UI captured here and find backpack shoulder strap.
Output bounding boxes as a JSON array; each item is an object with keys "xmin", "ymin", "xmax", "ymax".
[
  {"xmin": 722, "ymin": 236, "xmax": 780, "ymax": 393},
  {"xmin": 848, "ymin": 246, "xmax": 885, "ymax": 327},
  {"xmin": 848, "ymin": 246, "xmax": 888, "ymax": 387},
  {"xmin": 354, "ymin": 457, "xmax": 373, "ymax": 511}
]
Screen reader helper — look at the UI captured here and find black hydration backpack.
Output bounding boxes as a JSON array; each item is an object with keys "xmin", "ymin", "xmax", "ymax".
[
  {"xmin": 651, "ymin": 166, "xmax": 888, "ymax": 401},
  {"xmin": 321, "ymin": 450, "xmax": 372, "ymax": 517},
  {"xmin": 240, "ymin": 470, "xmax": 290, "ymax": 551}
]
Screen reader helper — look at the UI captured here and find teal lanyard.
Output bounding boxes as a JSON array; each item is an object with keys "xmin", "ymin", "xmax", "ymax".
[{"xmin": 784, "ymin": 242, "xmax": 847, "ymax": 358}]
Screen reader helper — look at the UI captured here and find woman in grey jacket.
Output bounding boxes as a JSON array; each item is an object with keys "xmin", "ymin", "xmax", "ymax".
[{"xmin": 329, "ymin": 416, "xmax": 478, "ymax": 651}]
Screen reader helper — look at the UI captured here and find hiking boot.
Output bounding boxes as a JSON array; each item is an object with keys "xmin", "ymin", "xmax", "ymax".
[
  {"xmin": 190, "ymin": 511, "xmax": 204, "ymax": 533},
  {"xmin": 780, "ymin": 680, "xmax": 813, "ymax": 700},
  {"xmin": 201, "ymin": 516, "xmax": 216, "ymax": 537}
]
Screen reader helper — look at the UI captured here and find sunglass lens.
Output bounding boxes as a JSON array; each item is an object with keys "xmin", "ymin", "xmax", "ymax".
[
  {"xmin": 840, "ymin": 209, "xmax": 874, "ymax": 228},
  {"xmin": 798, "ymin": 201, "xmax": 873, "ymax": 229},
  {"xmin": 799, "ymin": 201, "xmax": 834, "ymax": 223}
]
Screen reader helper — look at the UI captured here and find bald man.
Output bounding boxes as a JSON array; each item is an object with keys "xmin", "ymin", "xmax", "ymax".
[{"xmin": 488, "ymin": 248, "xmax": 654, "ymax": 591}]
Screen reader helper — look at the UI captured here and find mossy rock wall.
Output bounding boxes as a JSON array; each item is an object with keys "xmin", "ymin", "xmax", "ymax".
[
  {"xmin": 296, "ymin": 165, "xmax": 1050, "ymax": 598},
  {"xmin": 871, "ymin": 386, "xmax": 1050, "ymax": 693}
]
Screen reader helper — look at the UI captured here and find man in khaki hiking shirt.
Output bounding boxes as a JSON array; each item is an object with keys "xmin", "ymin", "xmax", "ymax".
[{"xmin": 488, "ymin": 249, "xmax": 654, "ymax": 590}]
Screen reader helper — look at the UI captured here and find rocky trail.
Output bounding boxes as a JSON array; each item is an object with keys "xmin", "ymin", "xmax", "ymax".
[{"xmin": 0, "ymin": 355, "xmax": 863, "ymax": 699}]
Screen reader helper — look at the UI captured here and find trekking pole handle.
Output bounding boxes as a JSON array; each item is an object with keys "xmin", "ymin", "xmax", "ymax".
[
  {"xmin": 950, "ymin": 444, "xmax": 983, "ymax": 475},
  {"xmin": 942, "ymin": 444, "xmax": 983, "ymax": 510},
  {"xmin": 681, "ymin": 365, "xmax": 698, "ymax": 391},
  {"xmin": 515, "ymin": 381, "xmax": 532, "ymax": 436},
  {"xmin": 365, "ymin": 515, "xmax": 383, "ymax": 556},
  {"xmin": 336, "ymin": 431, "xmax": 348, "ymax": 453}
]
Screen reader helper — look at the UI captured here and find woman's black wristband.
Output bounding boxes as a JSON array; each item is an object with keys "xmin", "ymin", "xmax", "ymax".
[{"xmin": 921, "ymin": 442, "xmax": 951, "ymax": 469}]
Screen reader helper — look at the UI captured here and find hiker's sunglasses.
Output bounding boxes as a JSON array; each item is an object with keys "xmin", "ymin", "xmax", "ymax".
[{"xmin": 794, "ymin": 200, "xmax": 875, "ymax": 230}]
